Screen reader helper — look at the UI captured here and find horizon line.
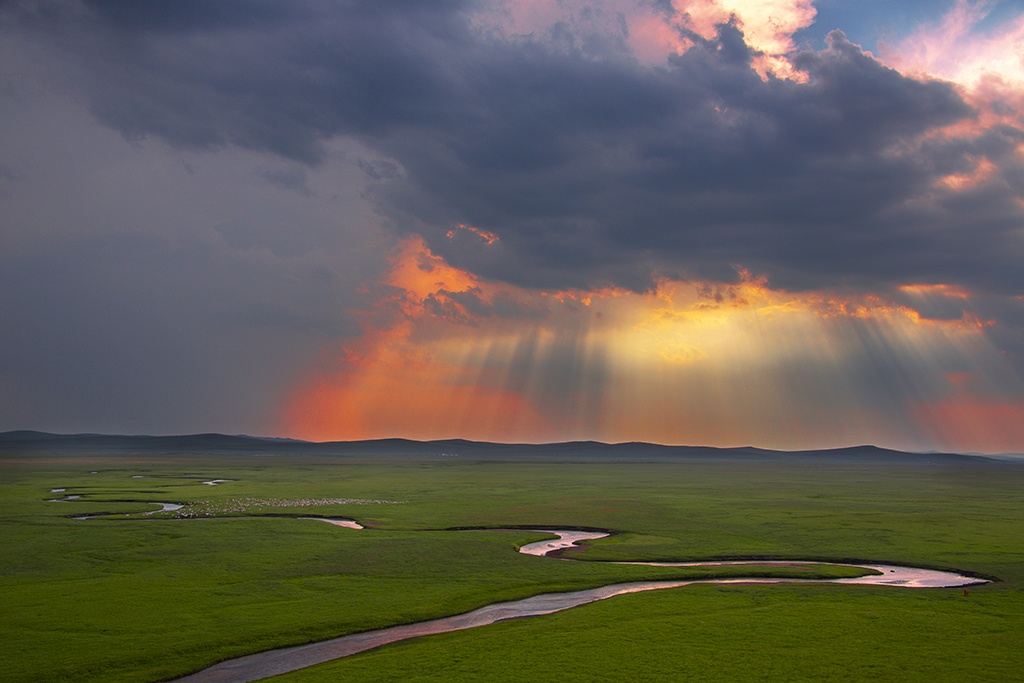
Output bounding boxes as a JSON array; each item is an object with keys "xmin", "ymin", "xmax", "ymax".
[{"xmin": 2, "ymin": 429, "xmax": 1021, "ymax": 458}]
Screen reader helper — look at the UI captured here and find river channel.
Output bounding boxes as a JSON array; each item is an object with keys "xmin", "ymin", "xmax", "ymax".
[{"xmin": 169, "ymin": 528, "xmax": 985, "ymax": 683}]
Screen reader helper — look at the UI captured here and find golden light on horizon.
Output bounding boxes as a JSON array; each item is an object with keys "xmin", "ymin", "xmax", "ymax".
[{"xmin": 281, "ymin": 238, "xmax": 1024, "ymax": 453}]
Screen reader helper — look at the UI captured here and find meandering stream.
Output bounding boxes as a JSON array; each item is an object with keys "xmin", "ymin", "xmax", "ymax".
[
  {"xmin": 48, "ymin": 496, "xmax": 984, "ymax": 677},
  {"xmin": 49, "ymin": 493, "xmax": 986, "ymax": 652},
  {"xmin": 169, "ymin": 528, "xmax": 985, "ymax": 683}
]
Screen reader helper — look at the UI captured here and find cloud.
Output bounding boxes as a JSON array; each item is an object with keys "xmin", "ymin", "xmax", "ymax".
[
  {"xmin": 880, "ymin": 0, "xmax": 1024, "ymax": 139},
  {"xmin": 0, "ymin": 78, "xmax": 386, "ymax": 434},
  {"xmin": 481, "ymin": 0, "xmax": 818, "ymax": 76},
  {"xmin": 881, "ymin": 0, "xmax": 1024, "ymax": 91},
  {"xmin": 7, "ymin": 1, "xmax": 1016, "ymax": 298},
  {"xmin": 381, "ymin": 26, "xmax": 994, "ymax": 295}
]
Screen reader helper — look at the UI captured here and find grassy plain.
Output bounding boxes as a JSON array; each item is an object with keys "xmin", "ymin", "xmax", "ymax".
[{"xmin": 1, "ymin": 446, "xmax": 1021, "ymax": 682}]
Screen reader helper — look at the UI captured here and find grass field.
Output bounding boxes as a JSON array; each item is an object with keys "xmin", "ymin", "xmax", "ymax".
[{"xmin": 1, "ymin": 445, "xmax": 1021, "ymax": 682}]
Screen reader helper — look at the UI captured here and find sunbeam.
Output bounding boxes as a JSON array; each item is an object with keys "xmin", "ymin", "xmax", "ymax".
[{"xmin": 283, "ymin": 239, "xmax": 1024, "ymax": 452}]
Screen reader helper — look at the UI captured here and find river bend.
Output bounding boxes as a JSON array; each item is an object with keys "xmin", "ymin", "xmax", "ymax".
[{"xmin": 170, "ymin": 528, "xmax": 985, "ymax": 683}]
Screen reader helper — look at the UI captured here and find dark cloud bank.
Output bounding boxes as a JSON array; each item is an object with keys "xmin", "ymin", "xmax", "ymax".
[{"xmin": 8, "ymin": 0, "xmax": 1021, "ymax": 295}]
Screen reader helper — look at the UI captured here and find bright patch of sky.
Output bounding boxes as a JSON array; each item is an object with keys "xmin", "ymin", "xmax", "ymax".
[{"xmin": 796, "ymin": 0, "xmax": 1022, "ymax": 51}]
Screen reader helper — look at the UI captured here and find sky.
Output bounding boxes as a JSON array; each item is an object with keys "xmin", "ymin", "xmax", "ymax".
[{"xmin": 2, "ymin": 0, "xmax": 1024, "ymax": 453}]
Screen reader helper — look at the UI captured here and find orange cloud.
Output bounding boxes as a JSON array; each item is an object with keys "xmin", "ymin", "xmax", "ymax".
[
  {"xmin": 281, "ymin": 237, "xmax": 1022, "ymax": 452},
  {"xmin": 898, "ymin": 283, "xmax": 973, "ymax": 300},
  {"xmin": 385, "ymin": 236, "xmax": 479, "ymax": 305},
  {"xmin": 446, "ymin": 223, "xmax": 500, "ymax": 245},
  {"xmin": 284, "ymin": 237, "xmax": 559, "ymax": 441}
]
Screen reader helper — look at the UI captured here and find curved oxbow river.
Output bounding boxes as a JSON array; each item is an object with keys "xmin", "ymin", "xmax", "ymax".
[{"xmin": 169, "ymin": 528, "xmax": 986, "ymax": 683}]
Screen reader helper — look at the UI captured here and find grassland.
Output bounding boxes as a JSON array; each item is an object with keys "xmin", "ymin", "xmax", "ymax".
[{"xmin": 1, "ymin": 444, "xmax": 1021, "ymax": 682}]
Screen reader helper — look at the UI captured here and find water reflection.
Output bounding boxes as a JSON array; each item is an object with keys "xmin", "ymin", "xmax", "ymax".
[{"xmin": 171, "ymin": 527, "xmax": 986, "ymax": 683}]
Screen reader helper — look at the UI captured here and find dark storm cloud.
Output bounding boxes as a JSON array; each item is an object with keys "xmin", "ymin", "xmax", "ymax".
[
  {"xmin": 4, "ymin": 0, "xmax": 1021, "ymax": 297},
  {"xmin": 0, "ymin": 53, "xmax": 386, "ymax": 434},
  {"xmin": 79, "ymin": 0, "xmax": 292, "ymax": 32},
  {"xmin": 0, "ymin": 230, "xmax": 356, "ymax": 432}
]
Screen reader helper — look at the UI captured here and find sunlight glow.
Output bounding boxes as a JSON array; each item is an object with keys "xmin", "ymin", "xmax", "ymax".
[{"xmin": 282, "ymin": 238, "xmax": 1024, "ymax": 452}]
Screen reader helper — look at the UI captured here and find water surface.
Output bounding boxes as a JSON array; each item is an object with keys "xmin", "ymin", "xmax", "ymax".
[{"xmin": 170, "ymin": 527, "xmax": 985, "ymax": 683}]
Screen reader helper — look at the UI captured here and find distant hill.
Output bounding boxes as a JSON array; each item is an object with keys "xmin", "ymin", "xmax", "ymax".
[{"xmin": 0, "ymin": 430, "xmax": 1001, "ymax": 465}]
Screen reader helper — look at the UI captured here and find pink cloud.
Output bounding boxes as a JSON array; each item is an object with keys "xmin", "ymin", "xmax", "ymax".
[
  {"xmin": 673, "ymin": 0, "xmax": 816, "ymax": 55},
  {"xmin": 881, "ymin": 0, "xmax": 1024, "ymax": 125},
  {"xmin": 657, "ymin": 0, "xmax": 818, "ymax": 78},
  {"xmin": 477, "ymin": 0, "xmax": 817, "ymax": 77}
]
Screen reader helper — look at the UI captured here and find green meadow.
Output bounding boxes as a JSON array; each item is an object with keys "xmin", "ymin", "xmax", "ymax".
[{"xmin": 1, "ymin": 446, "xmax": 1022, "ymax": 682}]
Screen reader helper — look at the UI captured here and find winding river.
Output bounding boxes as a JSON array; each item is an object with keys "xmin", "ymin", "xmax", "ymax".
[{"xmin": 169, "ymin": 528, "xmax": 985, "ymax": 683}]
